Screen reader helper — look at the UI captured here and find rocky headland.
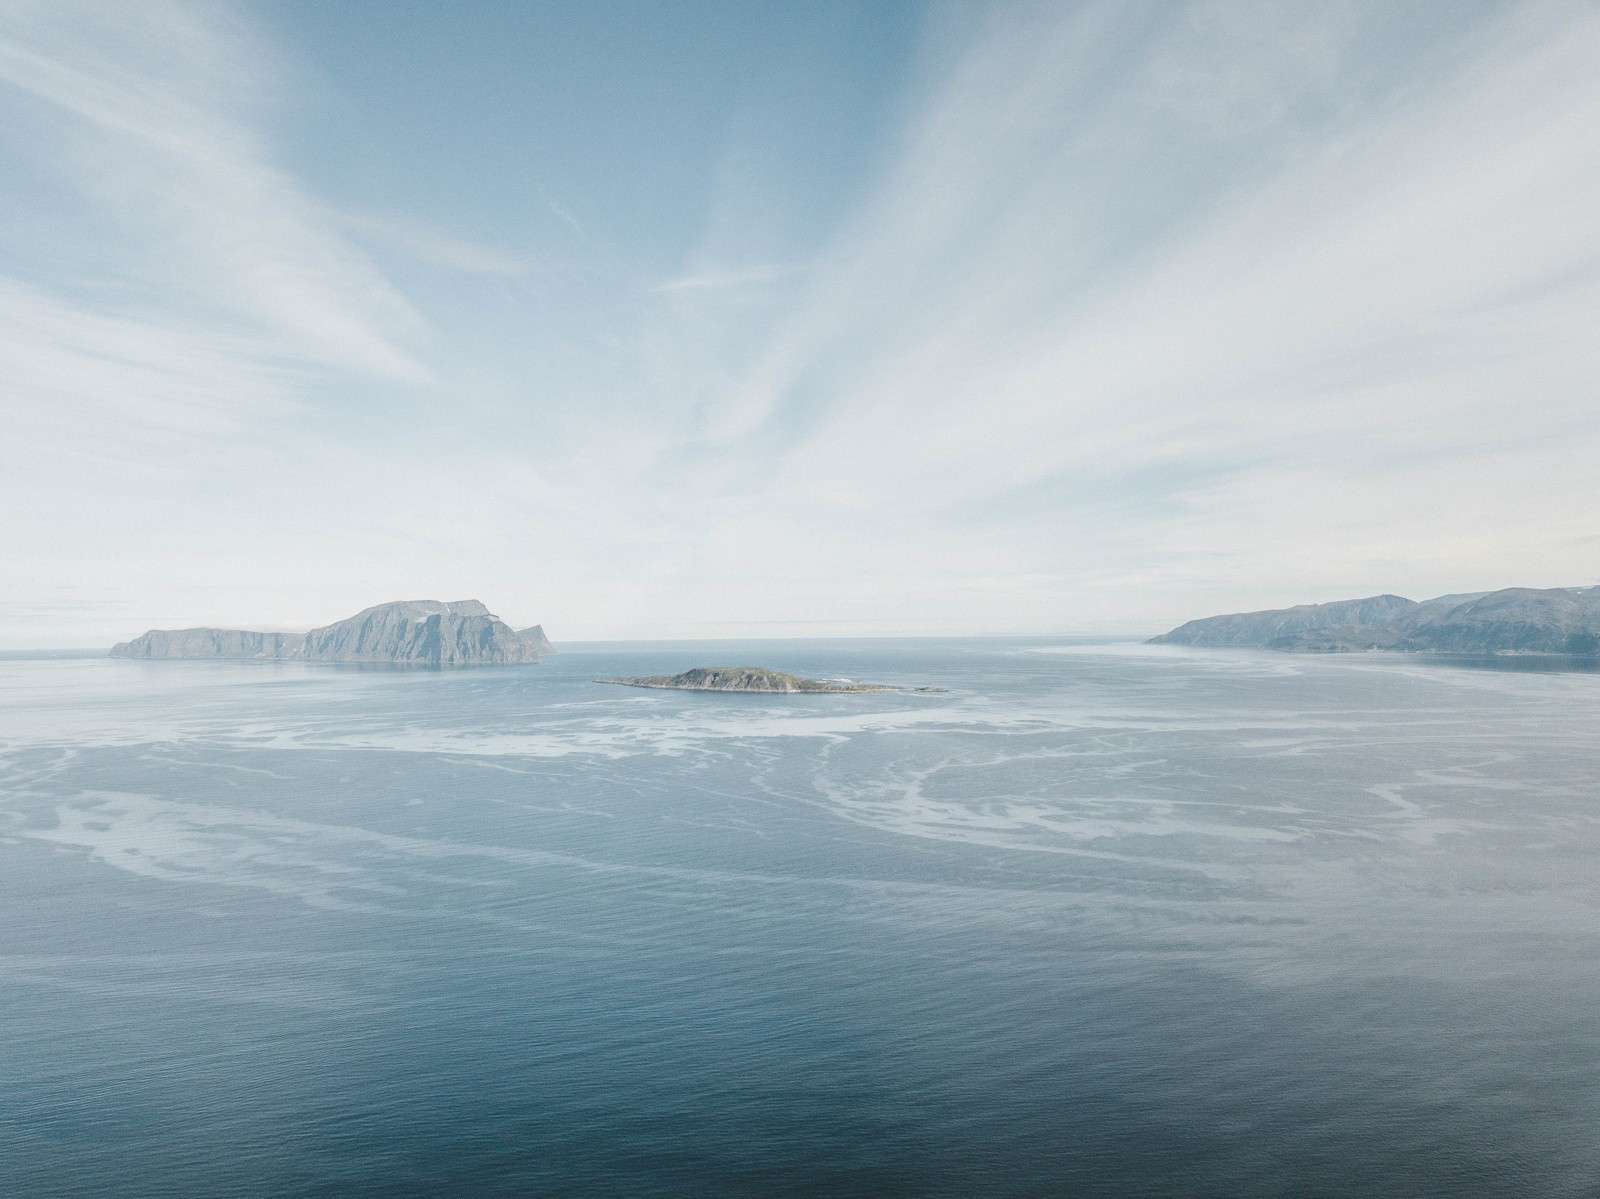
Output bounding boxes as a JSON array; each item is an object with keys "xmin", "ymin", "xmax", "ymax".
[
  {"xmin": 110, "ymin": 599, "xmax": 549, "ymax": 667},
  {"xmin": 518, "ymin": 625, "xmax": 556, "ymax": 655},
  {"xmin": 597, "ymin": 666, "xmax": 898, "ymax": 693},
  {"xmin": 1152, "ymin": 586, "xmax": 1600, "ymax": 657}
]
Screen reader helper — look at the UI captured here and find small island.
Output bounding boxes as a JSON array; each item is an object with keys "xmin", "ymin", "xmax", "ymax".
[{"xmin": 596, "ymin": 666, "xmax": 899, "ymax": 693}]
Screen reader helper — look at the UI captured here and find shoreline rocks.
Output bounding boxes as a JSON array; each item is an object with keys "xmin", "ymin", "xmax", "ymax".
[{"xmin": 596, "ymin": 666, "xmax": 898, "ymax": 693}]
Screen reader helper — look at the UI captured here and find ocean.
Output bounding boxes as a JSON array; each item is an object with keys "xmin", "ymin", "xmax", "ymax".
[{"xmin": 2, "ymin": 638, "xmax": 1598, "ymax": 1197}]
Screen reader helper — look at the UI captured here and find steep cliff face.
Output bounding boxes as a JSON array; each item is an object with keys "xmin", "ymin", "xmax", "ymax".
[
  {"xmin": 518, "ymin": 625, "xmax": 556, "ymax": 655},
  {"xmin": 110, "ymin": 628, "xmax": 308, "ymax": 660},
  {"xmin": 110, "ymin": 600, "xmax": 546, "ymax": 667},
  {"xmin": 301, "ymin": 600, "xmax": 540, "ymax": 665}
]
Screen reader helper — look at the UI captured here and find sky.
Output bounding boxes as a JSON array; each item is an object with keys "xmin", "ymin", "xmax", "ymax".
[{"xmin": 1, "ymin": 0, "xmax": 1597, "ymax": 647}]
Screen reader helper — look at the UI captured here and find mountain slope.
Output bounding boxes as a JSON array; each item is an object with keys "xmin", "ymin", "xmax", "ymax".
[
  {"xmin": 1396, "ymin": 588, "xmax": 1600, "ymax": 655},
  {"xmin": 107, "ymin": 628, "xmax": 307, "ymax": 660},
  {"xmin": 1149, "ymin": 594, "xmax": 1419, "ymax": 647},
  {"xmin": 1154, "ymin": 587, "xmax": 1600, "ymax": 656}
]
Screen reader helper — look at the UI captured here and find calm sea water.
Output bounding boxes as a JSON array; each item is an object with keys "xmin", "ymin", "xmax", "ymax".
[{"xmin": 2, "ymin": 638, "xmax": 1599, "ymax": 1197}]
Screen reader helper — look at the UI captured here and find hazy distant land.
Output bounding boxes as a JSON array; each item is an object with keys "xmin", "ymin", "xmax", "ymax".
[
  {"xmin": 1153, "ymin": 586, "xmax": 1600, "ymax": 657},
  {"xmin": 106, "ymin": 584, "xmax": 1600, "ymax": 671},
  {"xmin": 110, "ymin": 600, "xmax": 552, "ymax": 667}
]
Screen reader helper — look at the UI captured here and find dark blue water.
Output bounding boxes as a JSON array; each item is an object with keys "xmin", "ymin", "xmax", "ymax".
[{"xmin": 3, "ymin": 639, "xmax": 1599, "ymax": 1197}]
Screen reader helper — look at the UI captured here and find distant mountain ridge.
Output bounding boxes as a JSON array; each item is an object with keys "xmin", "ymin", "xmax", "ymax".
[
  {"xmin": 1152, "ymin": 587, "xmax": 1600, "ymax": 657},
  {"xmin": 1150, "ymin": 594, "xmax": 1419, "ymax": 648},
  {"xmin": 111, "ymin": 600, "xmax": 549, "ymax": 667}
]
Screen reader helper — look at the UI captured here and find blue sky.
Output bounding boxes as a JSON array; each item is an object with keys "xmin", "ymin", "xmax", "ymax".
[{"xmin": 2, "ymin": 0, "xmax": 1597, "ymax": 646}]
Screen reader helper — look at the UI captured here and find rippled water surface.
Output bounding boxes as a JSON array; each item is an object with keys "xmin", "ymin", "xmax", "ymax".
[{"xmin": 3, "ymin": 639, "xmax": 1599, "ymax": 1197}]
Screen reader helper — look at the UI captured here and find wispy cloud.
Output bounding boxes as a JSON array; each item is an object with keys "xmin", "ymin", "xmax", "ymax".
[
  {"xmin": 653, "ymin": 263, "xmax": 800, "ymax": 295},
  {"xmin": 339, "ymin": 210, "xmax": 531, "ymax": 277},
  {"xmin": 2, "ymin": 0, "xmax": 1596, "ymax": 644},
  {"xmin": 635, "ymin": 0, "xmax": 1600, "ymax": 627},
  {"xmin": 0, "ymin": 273, "xmax": 293, "ymax": 458},
  {"xmin": 0, "ymin": 0, "xmax": 429, "ymax": 383},
  {"xmin": 541, "ymin": 190, "xmax": 591, "ymax": 243},
  {"xmin": 0, "ymin": 0, "xmax": 451, "ymax": 644}
]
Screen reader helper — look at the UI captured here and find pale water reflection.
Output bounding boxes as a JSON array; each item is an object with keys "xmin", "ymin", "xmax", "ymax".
[{"xmin": 2, "ymin": 640, "xmax": 1598, "ymax": 1196}]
